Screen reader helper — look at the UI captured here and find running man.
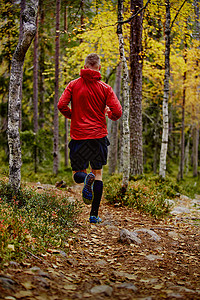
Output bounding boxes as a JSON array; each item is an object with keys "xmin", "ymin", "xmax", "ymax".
[{"xmin": 58, "ymin": 53, "xmax": 122, "ymax": 223}]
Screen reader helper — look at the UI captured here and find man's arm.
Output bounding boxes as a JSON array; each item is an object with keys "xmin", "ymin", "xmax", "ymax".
[
  {"xmin": 57, "ymin": 82, "xmax": 73, "ymax": 119},
  {"xmin": 106, "ymin": 88, "xmax": 122, "ymax": 121}
]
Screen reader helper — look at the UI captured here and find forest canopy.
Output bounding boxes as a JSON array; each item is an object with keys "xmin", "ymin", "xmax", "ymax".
[{"xmin": 0, "ymin": 0, "xmax": 199, "ymax": 187}]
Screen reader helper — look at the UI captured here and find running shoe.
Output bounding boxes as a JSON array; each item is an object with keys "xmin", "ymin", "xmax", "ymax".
[
  {"xmin": 89, "ymin": 216, "xmax": 102, "ymax": 224},
  {"xmin": 82, "ymin": 172, "xmax": 95, "ymax": 205}
]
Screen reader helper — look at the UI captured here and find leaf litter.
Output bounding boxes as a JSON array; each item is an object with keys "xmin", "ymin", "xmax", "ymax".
[{"xmin": 0, "ymin": 183, "xmax": 200, "ymax": 300}]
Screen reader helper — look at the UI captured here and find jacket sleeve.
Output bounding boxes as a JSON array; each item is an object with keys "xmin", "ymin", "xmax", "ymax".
[
  {"xmin": 106, "ymin": 87, "xmax": 122, "ymax": 121},
  {"xmin": 57, "ymin": 82, "xmax": 73, "ymax": 119}
]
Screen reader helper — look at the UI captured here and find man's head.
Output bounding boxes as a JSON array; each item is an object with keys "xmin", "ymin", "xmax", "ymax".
[{"xmin": 84, "ymin": 53, "xmax": 101, "ymax": 71}]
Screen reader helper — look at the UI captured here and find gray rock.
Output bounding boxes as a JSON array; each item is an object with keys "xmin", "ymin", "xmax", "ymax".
[
  {"xmin": 168, "ymin": 231, "xmax": 179, "ymax": 240},
  {"xmin": 177, "ymin": 286, "xmax": 196, "ymax": 293},
  {"xmin": 29, "ymin": 266, "xmax": 51, "ymax": 278},
  {"xmin": 145, "ymin": 254, "xmax": 163, "ymax": 261},
  {"xmin": 91, "ymin": 285, "xmax": 113, "ymax": 296},
  {"xmin": 180, "ymin": 195, "xmax": 190, "ymax": 201},
  {"xmin": 120, "ymin": 229, "xmax": 142, "ymax": 244},
  {"xmin": 134, "ymin": 228, "xmax": 161, "ymax": 242},
  {"xmin": 171, "ymin": 206, "xmax": 191, "ymax": 215},
  {"xmin": 95, "ymin": 259, "xmax": 107, "ymax": 267},
  {"xmin": 113, "ymin": 271, "xmax": 136, "ymax": 280},
  {"xmin": 116, "ymin": 282, "xmax": 137, "ymax": 292},
  {"xmin": 0, "ymin": 276, "xmax": 17, "ymax": 290},
  {"xmin": 167, "ymin": 293, "xmax": 182, "ymax": 298},
  {"xmin": 165, "ymin": 199, "xmax": 176, "ymax": 207}
]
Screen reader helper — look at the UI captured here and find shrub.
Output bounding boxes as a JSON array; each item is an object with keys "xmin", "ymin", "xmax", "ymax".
[
  {"xmin": 0, "ymin": 180, "xmax": 79, "ymax": 264},
  {"xmin": 104, "ymin": 175, "xmax": 178, "ymax": 218}
]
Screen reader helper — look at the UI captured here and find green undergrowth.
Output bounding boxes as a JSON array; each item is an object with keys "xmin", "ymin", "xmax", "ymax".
[
  {"xmin": 104, "ymin": 174, "xmax": 183, "ymax": 218},
  {"xmin": 0, "ymin": 179, "xmax": 80, "ymax": 264}
]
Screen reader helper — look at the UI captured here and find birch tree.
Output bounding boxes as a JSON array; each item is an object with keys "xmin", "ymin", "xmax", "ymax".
[
  {"xmin": 159, "ymin": 0, "xmax": 187, "ymax": 178},
  {"xmin": 8, "ymin": 0, "xmax": 39, "ymax": 191},
  {"xmin": 117, "ymin": 0, "xmax": 130, "ymax": 191},
  {"xmin": 53, "ymin": 0, "xmax": 61, "ymax": 175},
  {"xmin": 159, "ymin": 0, "xmax": 170, "ymax": 178},
  {"xmin": 108, "ymin": 63, "xmax": 121, "ymax": 175}
]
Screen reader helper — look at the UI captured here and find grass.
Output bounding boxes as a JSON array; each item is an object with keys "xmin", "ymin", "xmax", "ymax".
[
  {"xmin": 104, "ymin": 173, "xmax": 200, "ymax": 218},
  {"xmin": 0, "ymin": 178, "xmax": 80, "ymax": 265}
]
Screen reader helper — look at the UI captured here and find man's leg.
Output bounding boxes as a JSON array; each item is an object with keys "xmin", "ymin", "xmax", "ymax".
[
  {"xmin": 73, "ymin": 170, "xmax": 87, "ymax": 183},
  {"xmin": 90, "ymin": 169, "xmax": 103, "ymax": 218}
]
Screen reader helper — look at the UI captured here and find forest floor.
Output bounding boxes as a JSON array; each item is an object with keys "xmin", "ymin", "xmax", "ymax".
[{"xmin": 0, "ymin": 181, "xmax": 200, "ymax": 300}]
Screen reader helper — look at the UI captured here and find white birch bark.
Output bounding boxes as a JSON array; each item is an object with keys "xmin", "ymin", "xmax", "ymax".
[
  {"xmin": 108, "ymin": 63, "xmax": 121, "ymax": 175},
  {"xmin": 117, "ymin": 0, "xmax": 130, "ymax": 190},
  {"xmin": 8, "ymin": 0, "xmax": 39, "ymax": 191},
  {"xmin": 53, "ymin": 0, "xmax": 61, "ymax": 175},
  {"xmin": 159, "ymin": 0, "xmax": 170, "ymax": 178}
]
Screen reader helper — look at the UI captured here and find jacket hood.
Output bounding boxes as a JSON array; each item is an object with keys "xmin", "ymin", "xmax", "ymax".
[{"xmin": 80, "ymin": 68, "xmax": 101, "ymax": 81}]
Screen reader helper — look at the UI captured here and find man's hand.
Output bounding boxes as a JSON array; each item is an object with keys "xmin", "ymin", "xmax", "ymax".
[{"xmin": 105, "ymin": 106, "xmax": 111, "ymax": 116}]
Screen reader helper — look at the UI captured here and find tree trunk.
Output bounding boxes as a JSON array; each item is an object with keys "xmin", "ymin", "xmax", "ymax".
[
  {"xmin": 33, "ymin": 12, "xmax": 39, "ymax": 134},
  {"xmin": 8, "ymin": 0, "xmax": 39, "ymax": 191},
  {"xmin": 192, "ymin": 0, "xmax": 199, "ymax": 178},
  {"xmin": 39, "ymin": 0, "xmax": 45, "ymax": 128},
  {"xmin": 19, "ymin": 0, "xmax": 26, "ymax": 131},
  {"xmin": 117, "ymin": 0, "xmax": 130, "ymax": 191},
  {"xmin": 129, "ymin": 0, "xmax": 143, "ymax": 176},
  {"xmin": 80, "ymin": 0, "xmax": 84, "ymax": 43},
  {"xmin": 153, "ymin": 117, "xmax": 160, "ymax": 174},
  {"xmin": 63, "ymin": 4, "xmax": 69, "ymax": 167},
  {"xmin": 108, "ymin": 63, "xmax": 122, "ymax": 175},
  {"xmin": 185, "ymin": 130, "xmax": 191, "ymax": 176},
  {"xmin": 192, "ymin": 126, "xmax": 199, "ymax": 177},
  {"xmin": 169, "ymin": 102, "xmax": 174, "ymax": 157},
  {"xmin": 53, "ymin": 0, "xmax": 61, "ymax": 175},
  {"xmin": 33, "ymin": 11, "xmax": 39, "ymax": 173},
  {"xmin": 159, "ymin": 0, "xmax": 170, "ymax": 178},
  {"xmin": 118, "ymin": 95, "xmax": 124, "ymax": 174},
  {"xmin": 179, "ymin": 40, "xmax": 187, "ymax": 179}
]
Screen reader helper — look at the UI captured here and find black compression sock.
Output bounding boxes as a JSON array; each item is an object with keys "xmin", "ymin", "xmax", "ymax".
[{"xmin": 90, "ymin": 180, "xmax": 103, "ymax": 217}]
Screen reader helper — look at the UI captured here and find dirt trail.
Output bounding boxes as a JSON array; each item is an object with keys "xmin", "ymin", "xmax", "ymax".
[{"xmin": 0, "ymin": 183, "xmax": 200, "ymax": 300}]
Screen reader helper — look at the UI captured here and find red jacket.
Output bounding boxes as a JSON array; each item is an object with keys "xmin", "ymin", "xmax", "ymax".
[{"xmin": 58, "ymin": 69, "xmax": 122, "ymax": 140}]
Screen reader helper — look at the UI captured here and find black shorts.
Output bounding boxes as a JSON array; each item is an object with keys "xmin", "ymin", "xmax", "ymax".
[{"xmin": 68, "ymin": 136, "xmax": 110, "ymax": 171}]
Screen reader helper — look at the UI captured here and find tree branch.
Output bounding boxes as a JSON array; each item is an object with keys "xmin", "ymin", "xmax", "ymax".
[
  {"xmin": 118, "ymin": 0, "xmax": 151, "ymax": 25},
  {"xmin": 105, "ymin": 63, "xmax": 120, "ymax": 83},
  {"xmin": 170, "ymin": 0, "xmax": 187, "ymax": 30}
]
